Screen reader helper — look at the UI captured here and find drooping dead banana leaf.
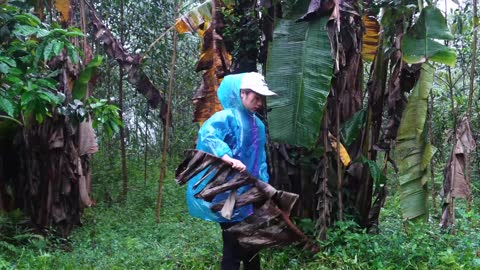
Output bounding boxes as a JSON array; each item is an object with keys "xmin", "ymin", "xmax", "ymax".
[
  {"xmin": 298, "ymin": 0, "xmax": 335, "ymax": 21},
  {"xmin": 440, "ymin": 117, "xmax": 475, "ymax": 228},
  {"xmin": 182, "ymin": 0, "xmax": 232, "ymax": 124},
  {"xmin": 86, "ymin": 3, "xmax": 168, "ymax": 123},
  {"xmin": 176, "ymin": 150, "xmax": 318, "ymax": 251},
  {"xmin": 175, "ymin": 0, "xmax": 213, "ymax": 35},
  {"xmin": 328, "ymin": 132, "xmax": 351, "ymax": 167},
  {"xmin": 362, "ymin": 15, "xmax": 379, "ymax": 62}
]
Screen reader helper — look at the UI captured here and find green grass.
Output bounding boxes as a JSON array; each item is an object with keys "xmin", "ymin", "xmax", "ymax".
[{"xmin": 1, "ymin": 168, "xmax": 480, "ymax": 269}]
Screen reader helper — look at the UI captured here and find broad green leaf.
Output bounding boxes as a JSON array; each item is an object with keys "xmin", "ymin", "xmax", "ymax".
[
  {"xmin": 14, "ymin": 25, "xmax": 38, "ymax": 36},
  {"xmin": 67, "ymin": 44, "xmax": 79, "ymax": 64},
  {"xmin": 401, "ymin": 6, "xmax": 457, "ymax": 66},
  {"xmin": 36, "ymin": 28, "xmax": 50, "ymax": 38},
  {"xmin": 43, "ymin": 41, "xmax": 54, "ymax": 62},
  {"xmin": 0, "ymin": 57, "xmax": 16, "ymax": 68},
  {"xmin": 21, "ymin": 91, "xmax": 35, "ymax": 107},
  {"xmin": 266, "ymin": 2, "xmax": 333, "ymax": 148},
  {"xmin": 65, "ymin": 30, "xmax": 85, "ymax": 37},
  {"xmin": 359, "ymin": 156, "xmax": 387, "ymax": 189},
  {"xmin": 14, "ymin": 14, "xmax": 41, "ymax": 27},
  {"xmin": 35, "ymin": 41, "xmax": 47, "ymax": 66},
  {"xmin": 341, "ymin": 108, "xmax": 367, "ymax": 146},
  {"xmin": 73, "ymin": 56, "xmax": 103, "ymax": 100},
  {"xmin": 35, "ymin": 111, "xmax": 44, "ymax": 123},
  {"xmin": 0, "ymin": 97, "xmax": 15, "ymax": 117},
  {"xmin": 409, "ymin": 6, "xmax": 453, "ymax": 39},
  {"xmin": 396, "ymin": 63, "xmax": 436, "ymax": 222},
  {"xmin": 52, "ymin": 39, "xmax": 63, "ymax": 56},
  {"xmin": 4, "ymin": 75, "xmax": 23, "ymax": 85},
  {"xmin": 402, "ymin": 35, "xmax": 457, "ymax": 66},
  {"xmin": 38, "ymin": 90, "xmax": 61, "ymax": 105},
  {"xmin": 37, "ymin": 78, "xmax": 57, "ymax": 90},
  {"xmin": 50, "ymin": 28, "xmax": 68, "ymax": 35},
  {"xmin": 0, "ymin": 63, "xmax": 10, "ymax": 74}
]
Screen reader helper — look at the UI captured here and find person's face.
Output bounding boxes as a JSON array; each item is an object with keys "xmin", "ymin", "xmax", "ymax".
[{"xmin": 241, "ymin": 90, "xmax": 264, "ymax": 113}]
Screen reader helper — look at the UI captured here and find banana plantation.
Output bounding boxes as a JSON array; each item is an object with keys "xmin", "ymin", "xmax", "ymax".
[{"xmin": 1, "ymin": 0, "xmax": 480, "ymax": 269}]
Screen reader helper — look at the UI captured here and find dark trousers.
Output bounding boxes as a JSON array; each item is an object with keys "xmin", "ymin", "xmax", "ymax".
[{"xmin": 220, "ymin": 223, "xmax": 260, "ymax": 270}]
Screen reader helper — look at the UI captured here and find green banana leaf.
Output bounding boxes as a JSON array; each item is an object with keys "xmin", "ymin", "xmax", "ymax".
[
  {"xmin": 396, "ymin": 63, "xmax": 437, "ymax": 222},
  {"xmin": 341, "ymin": 108, "xmax": 367, "ymax": 146},
  {"xmin": 73, "ymin": 56, "xmax": 103, "ymax": 100},
  {"xmin": 266, "ymin": 1, "xmax": 333, "ymax": 148},
  {"xmin": 402, "ymin": 6, "xmax": 456, "ymax": 66}
]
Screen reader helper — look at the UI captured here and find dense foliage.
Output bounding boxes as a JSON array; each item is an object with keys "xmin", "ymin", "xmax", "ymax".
[{"xmin": 0, "ymin": 4, "xmax": 121, "ymax": 132}]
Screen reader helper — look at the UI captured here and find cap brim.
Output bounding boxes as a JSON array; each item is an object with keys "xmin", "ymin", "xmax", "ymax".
[{"xmin": 251, "ymin": 86, "xmax": 277, "ymax": 96}]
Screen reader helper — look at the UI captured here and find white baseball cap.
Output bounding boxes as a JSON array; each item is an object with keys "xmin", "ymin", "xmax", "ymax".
[{"xmin": 240, "ymin": 72, "xmax": 277, "ymax": 96}]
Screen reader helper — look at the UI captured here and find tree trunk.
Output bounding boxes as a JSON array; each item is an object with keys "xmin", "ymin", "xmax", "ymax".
[
  {"xmin": 119, "ymin": 0, "xmax": 128, "ymax": 203},
  {"xmin": 156, "ymin": 0, "xmax": 180, "ymax": 223}
]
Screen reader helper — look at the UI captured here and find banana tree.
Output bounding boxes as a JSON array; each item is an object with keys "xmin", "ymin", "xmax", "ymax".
[
  {"xmin": 0, "ymin": 1, "xmax": 121, "ymax": 235},
  {"xmin": 397, "ymin": 5, "xmax": 456, "ymax": 222}
]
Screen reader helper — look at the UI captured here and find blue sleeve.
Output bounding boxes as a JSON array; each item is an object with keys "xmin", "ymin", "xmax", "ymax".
[
  {"xmin": 197, "ymin": 110, "xmax": 234, "ymax": 158},
  {"xmin": 258, "ymin": 122, "xmax": 269, "ymax": 183}
]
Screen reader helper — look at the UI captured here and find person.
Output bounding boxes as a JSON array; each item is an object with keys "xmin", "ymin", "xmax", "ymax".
[{"xmin": 186, "ymin": 72, "xmax": 276, "ymax": 270}]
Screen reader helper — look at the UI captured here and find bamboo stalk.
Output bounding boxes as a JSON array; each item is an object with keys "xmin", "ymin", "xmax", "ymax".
[
  {"xmin": 466, "ymin": 0, "xmax": 478, "ymax": 213},
  {"xmin": 335, "ymin": 91, "xmax": 343, "ymax": 221},
  {"xmin": 429, "ymin": 92, "xmax": 437, "ymax": 211},
  {"xmin": 119, "ymin": 0, "xmax": 128, "ymax": 203},
  {"xmin": 144, "ymin": 103, "xmax": 149, "ymax": 185},
  {"xmin": 156, "ymin": 0, "xmax": 181, "ymax": 223}
]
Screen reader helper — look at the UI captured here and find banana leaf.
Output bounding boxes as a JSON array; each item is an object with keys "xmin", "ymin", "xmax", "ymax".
[
  {"xmin": 401, "ymin": 6, "xmax": 456, "ymax": 66},
  {"xmin": 175, "ymin": 0, "xmax": 235, "ymax": 35},
  {"xmin": 266, "ymin": 1, "xmax": 333, "ymax": 148},
  {"xmin": 362, "ymin": 15, "xmax": 379, "ymax": 62},
  {"xmin": 396, "ymin": 63, "xmax": 437, "ymax": 222},
  {"xmin": 73, "ymin": 56, "xmax": 103, "ymax": 100}
]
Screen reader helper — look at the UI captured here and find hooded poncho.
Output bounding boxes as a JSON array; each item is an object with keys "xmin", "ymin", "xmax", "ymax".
[{"xmin": 186, "ymin": 73, "xmax": 269, "ymax": 223}]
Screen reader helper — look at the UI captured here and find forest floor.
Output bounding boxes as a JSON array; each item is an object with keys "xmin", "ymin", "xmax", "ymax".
[
  {"xmin": 1, "ymin": 170, "xmax": 309, "ymax": 270},
  {"xmin": 1, "ymin": 168, "xmax": 480, "ymax": 269}
]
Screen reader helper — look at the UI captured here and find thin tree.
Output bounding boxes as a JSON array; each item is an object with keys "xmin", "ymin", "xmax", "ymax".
[
  {"xmin": 119, "ymin": 0, "xmax": 129, "ymax": 203},
  {"xmin": 144, "ymin": 102, "xmax": 149, "ymax": 185},
  {"xmin": 157, "ymin": 0, "xmax": 181, "ymax": 223},
  {"xmin": 466, "ymin": 0, "xmax": 477, "ymax": 211}
]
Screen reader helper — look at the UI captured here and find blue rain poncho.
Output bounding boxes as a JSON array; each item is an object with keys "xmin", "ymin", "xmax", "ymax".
[{"xmin": 186, "ymin": 73, "xmax": 269, "ymax": 223}]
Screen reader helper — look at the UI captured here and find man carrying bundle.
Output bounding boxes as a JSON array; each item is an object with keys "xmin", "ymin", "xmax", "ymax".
[{"xmin": 186, "ymin": 72, "xmax": 276, "ymax": 270}]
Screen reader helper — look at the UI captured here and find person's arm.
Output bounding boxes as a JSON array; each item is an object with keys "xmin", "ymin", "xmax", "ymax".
[
  {"xmin": 197, "ymin": 111, "xmax": 246, "ymax": 172},
  {"xmin": 257, "ymin": 120, "xmax": 270, "ymax": 182}
]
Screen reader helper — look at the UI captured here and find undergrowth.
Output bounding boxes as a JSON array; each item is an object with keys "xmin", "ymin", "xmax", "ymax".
[{"xmin": 1, "ymin": 162, "xmax": 480, "ymax": 269}]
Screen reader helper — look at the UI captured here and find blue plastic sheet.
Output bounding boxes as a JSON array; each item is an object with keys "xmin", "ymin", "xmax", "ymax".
[{"xmin": 186, "ymin": 73, "xmax": 269, "ymax": 223}]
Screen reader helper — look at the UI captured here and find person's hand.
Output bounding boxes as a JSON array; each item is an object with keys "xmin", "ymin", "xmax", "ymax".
[{"xmin": 221, "ymin": 154, "xmax": 246, "ymax": 172}]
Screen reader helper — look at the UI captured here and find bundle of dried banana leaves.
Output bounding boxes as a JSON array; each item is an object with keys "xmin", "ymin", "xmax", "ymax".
[{"xmin": 176, "ymin": 150, "xmax": 317, "ymax": 251}]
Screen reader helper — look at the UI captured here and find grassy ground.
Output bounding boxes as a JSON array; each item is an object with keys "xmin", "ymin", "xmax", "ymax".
[
  {"xmin": 0, "ymin": 171, "xmax": 311, "ymax": 270},
  {"xmin": 1, "ymin": 168, "xmax": 480, "ymax": 269}
]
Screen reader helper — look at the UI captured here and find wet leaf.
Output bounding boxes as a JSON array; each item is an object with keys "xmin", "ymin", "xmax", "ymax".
[
  {"xmin": 73, "ymin": 56, "xmax": 103, "ymax": 100},
  {"xmin": 401, "ymin": 6, "xmax": 456, "ymax": 66},
  {"xmin": 267, "ymin": 12, "xmax": 333, "ymax": 148},
  {"xmin": 396, "ymin": 63, "xmax": 436, "ymax": 222}
]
